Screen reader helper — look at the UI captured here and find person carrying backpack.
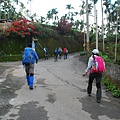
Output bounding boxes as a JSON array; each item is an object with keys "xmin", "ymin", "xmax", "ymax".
[
  {"xmin": 63, "ymin": 47, "xmax": 68, "ymax": 60},
  {"xmin": 83, "ymin": 49, "xmax": 105, "ymax": 103},
  {"xmin": 54, "ymin": 48, "xmax": 58, "ymax": 62},
  {"xmin": 44, "ymin": 47, "xmax": 49, "ymax": 60},
  {"xmin": 58, "ymin": 47, "xmax": 62, "ymax": 59},
  {"xmin": 22, "ymin": 43, "xmax": 39, "ymax": 90}
]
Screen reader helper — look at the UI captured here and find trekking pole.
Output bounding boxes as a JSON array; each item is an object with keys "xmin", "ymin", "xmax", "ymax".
[
  {"xmin": 37, "ymin": 41, "xmax": 52, "ymax": 57},
  {"xmin": 34, "ymin": 64, "xmax": 37, "ymax": 88},
  {"xmin": 34, "ymin": 76, "xmax": 36, "ymax": 88}
]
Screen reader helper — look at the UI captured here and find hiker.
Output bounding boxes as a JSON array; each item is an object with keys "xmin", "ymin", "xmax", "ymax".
[
  {"xmin": 54, "ymin": 48, "xmax": 58, "ymax": 62},
  {"xmin": 58, "ymin": 47, "xmax": 62, "ymax": 59},
  {"xmin": 63, "ymin": 47, "xmax": 68, "ymax": 60},
  {"xmin": 44, "ymin": 47, "xmax": 49, "ymax": 60},
  {"xmin": 83, "ymin": 49, "xmax": 105, "ymax": 103},
  {"xmin": 22, "ymin": 43, "xmax": 39, "ymax": 90}
]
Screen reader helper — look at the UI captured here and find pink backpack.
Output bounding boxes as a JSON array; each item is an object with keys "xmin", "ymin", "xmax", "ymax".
[{"xmin": 90, "ymin": 56, "xmax": 105, "ymax": 73}]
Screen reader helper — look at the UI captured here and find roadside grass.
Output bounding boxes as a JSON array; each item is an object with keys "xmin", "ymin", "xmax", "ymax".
[{"xmin": 102, "ymin": 77, "xmax": 120, "ymax": 98}]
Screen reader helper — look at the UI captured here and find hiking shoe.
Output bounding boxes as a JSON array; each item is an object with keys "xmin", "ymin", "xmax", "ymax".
[
  {"xmin": 88, "ymin": 94, "xmax": 91, "ymax": 96},
  {"xmin": 96, "ymin": 100, "xmax": 100, "ymax": 103},
  {"xmin": 29, "ymin": 86, "xmax": 33, "ymax": 90}
]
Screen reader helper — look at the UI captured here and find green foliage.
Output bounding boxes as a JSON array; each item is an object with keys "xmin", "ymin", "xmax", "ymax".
[
  {"xmin": 102, "ymin": 77, "xmax": 120, "ymax": 97},
  {"xmin": 0, "ymin": 54, "xmax": 21, "ymax": 62},
  {"xmin": 80, "ymin": 51, "xmax": 86, "ymax": 56},
  {"xmin": 89, "ymin": 33, "xmax": 96, "ymax": 43},
  {"xmin": 97, "ymin": 41, "xmax": 120, "ymax": 64},
  {"xmin": 99, "ymin": 52, "xmax": 113, "ymax": 63},
  {"xmin": 106, "ymin": 34, "xmax": 120, "ymax": 42},
  {"xmin": 37, "ymin": 24, "xmax": 59, "ymax": 39},
  {"xmin": 71, "ymin": 28, "xmax": 78, "ymax": 33}
]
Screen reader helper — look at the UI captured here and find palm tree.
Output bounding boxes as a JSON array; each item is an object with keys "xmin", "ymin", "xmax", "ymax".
[
  {"xmin": 74, "ymin": 20, "xmax": 80, "ymax": 29},
  {"xmin": 93, "ymin": 0, "xmax": 98, "ymax": 49},
  {"xmin": 0, "ymin": 0, "xmax": 5, "ymax": 19},
  {"xmin": 51, "ymin": 8, "xmax": 59, "ymax": 26},
  {"xmin": 79, "ymin": 0, "xmax": 86, "ymax": 51},
  {"xmin": 101, "ymin": 0, "xmax": 105, "ymax": 51},
  {"xmin": 79, "ymin": 20, "xmax": 84, "ymax": 31},
  {"xmin": 114, "ymin": 0, "xmax": 120, "ymax": 62},
  {"xmin": 80, "ymin": 0, "xmax": 86, "ymax": 16},
  {"xmin": 103, "ymin": 0, "xmax": 111, "ymax": 34},
  {"xmin": 38, "ymin": 16, "xmax": 45, "ymax": 24},
  {"xmin": 61, "ymin": 14, "xmax": 67, "ymax": 20},
  {"xmin": 66, "ymin": 4, "xmax": 74, "ymax": 22},
  {"xmin": 30, "ymin": 13, "xmax": 37, "ymax": 21},
  {"xmin": 13, "ymin": 0, "xmax": 19, "ymax": 5},
  {"xmin": 25, "ymin": 9, "xmax": 30, "ymax": 18},
  {"xmin": 46, "ymin": 10, "xmax": 52, "ymax": 24},
  {"xmin": 8, "ymin": 5, "xmax": 17, "ymax": 20},
  {"xmin": 79, "ymin": 0, "xmax": 93, "ymax": 51},
  {"xmin": 19, "ymin": 2, "xmax": 26, "ymax": 13}
]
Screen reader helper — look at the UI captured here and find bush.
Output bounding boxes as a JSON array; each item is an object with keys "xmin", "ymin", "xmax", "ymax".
[
  {"xmin": 0, "ymin": 54, "xmax": 22, "ymax": 62},
  {"xmin": 80, "ymin": 51, "xmax": 86, "ymax": 56},
  {"xmin": 102, "ymin": 77, "xmax": 120, "ymax": 98}
]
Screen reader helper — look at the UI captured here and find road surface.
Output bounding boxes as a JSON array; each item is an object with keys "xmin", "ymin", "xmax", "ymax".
[{"xmin": 0, "ymin": 53, "xmax": 120, "ymax": 120}]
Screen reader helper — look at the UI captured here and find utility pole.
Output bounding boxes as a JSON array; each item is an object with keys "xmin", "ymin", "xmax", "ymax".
[
  {"xmin": 0, "ymin": 0, "xmax": 1, "ymax": 20},
  {"xmin": 86, "ymin": 0, "xmax": 89, "ymax": 51},
  {"xmin": 93, "ymin": 2, "xmax": 98, "ymax": 50},
  {"xmin": 101, "ymin": 0, "xmax": 105, "ymax": 52},
  {"xmin": 82, "ymin": 0, "xmax": 86, "ymax": 51},
  {"xmin": 115, "ymin": 11, "xmax": 118, "ymax": 62},
  {"xmin": 96, "ymin": 10, "xmax": 98, "ymax": 49}
]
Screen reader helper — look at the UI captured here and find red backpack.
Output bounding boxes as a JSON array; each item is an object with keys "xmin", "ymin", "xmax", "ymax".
[{"xmin": 90, "ymin": 56, "xmax": 105, "ymax": 73}]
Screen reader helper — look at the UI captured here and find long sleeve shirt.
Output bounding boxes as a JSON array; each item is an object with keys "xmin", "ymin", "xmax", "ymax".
[{"xmin": 85, "ymin": 55, "xmax": 95, "ymax": 73}]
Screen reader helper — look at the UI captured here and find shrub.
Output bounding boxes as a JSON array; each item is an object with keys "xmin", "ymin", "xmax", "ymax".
[
  {"xmin": 102, "ymin": 77, "xmax": 120, "ymax": 98},
  {"xmin": 0, "ymin": 54, "xmax": 21, "ymax": 62}
]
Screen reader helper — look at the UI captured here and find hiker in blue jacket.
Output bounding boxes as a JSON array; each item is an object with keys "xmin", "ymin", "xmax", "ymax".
[
  {"xmin": 83, "ymin": 49, "xmax": 105, "ymax": 103},
  {"xmin": 22, "ymin": 43, "xmax": 39, "ymax": 90}
]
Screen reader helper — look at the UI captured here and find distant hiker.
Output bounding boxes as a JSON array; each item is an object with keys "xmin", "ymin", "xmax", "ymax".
[
  {"xmin": 44, "ymin": 47, "xmax": 49, "ymax": 60},
  {"xmin": 83, "ymin": 49, "xmax": 105, "ymax": 103},
  {"xmin": 54, "ymin": 48, "xmax": 58, "ymax": 62},
  {"xmin": 63, "ymin": 47, "xmax": 68, "ymax": 60},
  {"xmin": 58, "ymin": 47, "xmax": 62, "ymax": 59},
  {"xmin": 22, "ymin": 43, "xmax": 39, "ymax": 90}
]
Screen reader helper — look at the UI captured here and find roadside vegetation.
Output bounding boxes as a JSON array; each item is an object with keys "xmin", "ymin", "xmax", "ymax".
[{"xmin": 102, "ymin": 76, "xmax": 120, "ymax": 98}]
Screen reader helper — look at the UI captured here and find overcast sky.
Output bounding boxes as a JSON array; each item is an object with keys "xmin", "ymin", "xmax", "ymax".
[{"xmin": 19, "ymin": 0, "xmax": 108, "ymax": 26}]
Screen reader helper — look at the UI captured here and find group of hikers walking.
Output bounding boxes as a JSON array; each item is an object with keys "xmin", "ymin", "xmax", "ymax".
[
  {"xmin": 22, "ymin": 43, "xmax": 105, "ymax": 103},
  {"xmin": 44, "ymin": 47, "xmax": 68, "ymax": 61},
  {"xmin": 54, "ymin": 47, "xmax": 68, "ymax": 61}
]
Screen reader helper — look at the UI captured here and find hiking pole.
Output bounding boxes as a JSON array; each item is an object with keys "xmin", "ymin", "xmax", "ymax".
[
  {"xmin": 33, "ymin": 73, "xmax": 37, "ymax": 88},
  {"xmin": 34, "ymin": 64, "xmax": 37, "ymax": 88},
  {"xmin": 34, "ymin": 77, "xmax": 36, "ymax": 88},
  {"xmin": 37, "ymin": 41, "xmax": 52, "ymax": 57}
]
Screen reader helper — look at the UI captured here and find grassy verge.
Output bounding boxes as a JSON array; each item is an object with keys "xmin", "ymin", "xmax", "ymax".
[
  {"xmin": 102, "ymin": 76, "xmax": 120, "ymax": 98},
  {"xmin": 0, "ymin": 54, "xmax": 22, "ymax": 62}
]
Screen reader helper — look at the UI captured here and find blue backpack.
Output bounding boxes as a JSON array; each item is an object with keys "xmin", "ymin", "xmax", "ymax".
[
  {"xmin": 22, "ymin": 48, "xmax": 34, "ymax": 65},
  {"xmin": 66, "ymin": 49, "xmax": 68, "ymax": 53}
]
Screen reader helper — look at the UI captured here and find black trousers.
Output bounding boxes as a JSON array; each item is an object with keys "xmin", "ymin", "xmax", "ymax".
[{"xmin": 87, "ymin": 72, "xmax": 102, "ymax": 100}]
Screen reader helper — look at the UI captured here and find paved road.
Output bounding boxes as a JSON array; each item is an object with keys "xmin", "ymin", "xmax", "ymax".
[{"xmin": 0, "ymin": 53, "xmax": 120, "ymax": 120}]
